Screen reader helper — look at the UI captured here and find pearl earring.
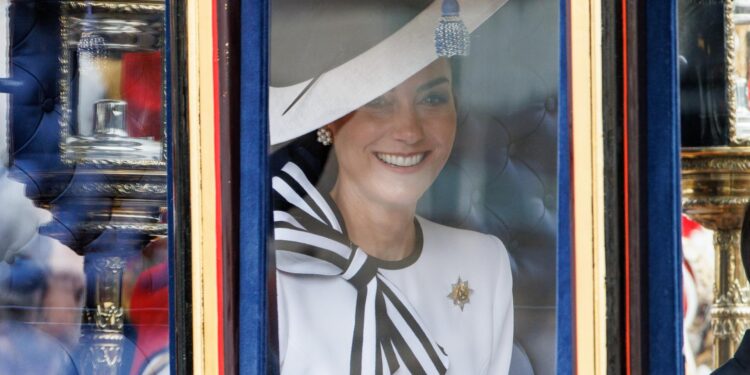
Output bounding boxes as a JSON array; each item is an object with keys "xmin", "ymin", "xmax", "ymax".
[{"xmin": 317, "ymin": 127, "xmax": 333, "ymax": 146}]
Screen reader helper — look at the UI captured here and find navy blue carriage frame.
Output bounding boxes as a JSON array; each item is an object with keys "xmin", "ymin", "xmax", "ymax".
[{"xmin": 234, "ymin": 1, "xmax": 683, "ymax": 374}]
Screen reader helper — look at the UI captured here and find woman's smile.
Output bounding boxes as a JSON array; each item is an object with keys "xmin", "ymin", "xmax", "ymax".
[{"xmin": 374, "ymin": 151, "xmax": 429, "ymax": 169}]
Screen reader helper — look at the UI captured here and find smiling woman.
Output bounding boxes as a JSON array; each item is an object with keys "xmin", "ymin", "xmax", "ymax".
[
  {"xmin": 327, "ymin": 60, "xmax": 456, "ymax": 261},
  {"xmin": 268, "ymin": 0, "xmax": 515, "ymax": 374}
]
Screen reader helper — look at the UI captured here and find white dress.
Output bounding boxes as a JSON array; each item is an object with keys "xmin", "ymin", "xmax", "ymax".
[{"xmin": 276, "ymin": 216, "xmax": 514, "ymax": 374}]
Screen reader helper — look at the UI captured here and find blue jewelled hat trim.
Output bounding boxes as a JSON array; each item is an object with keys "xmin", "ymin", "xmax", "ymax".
[{"xmin": 435, "ymin": 0, "xmax": 470, "ymax": 56}]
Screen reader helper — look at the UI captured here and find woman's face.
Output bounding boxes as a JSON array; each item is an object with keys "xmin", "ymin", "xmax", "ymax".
[{"xmin": 330, "ymin": 59, "xmax": 456, "ymax": 208}]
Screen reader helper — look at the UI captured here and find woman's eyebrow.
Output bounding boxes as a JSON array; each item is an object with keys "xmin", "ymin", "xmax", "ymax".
[{"xmin": 416, "ymin": 77, "xmax": 449, "ymax": 93}]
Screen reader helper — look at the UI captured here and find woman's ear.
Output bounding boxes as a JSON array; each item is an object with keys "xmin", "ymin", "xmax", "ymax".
[{"xmin": 327, "ymin": 112, "xmax": 355, "ymax": 136}]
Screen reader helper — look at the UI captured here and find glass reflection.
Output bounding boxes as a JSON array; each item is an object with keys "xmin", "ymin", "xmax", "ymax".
[
  {"xmin": 62, "ymin": 3, "xmax": 164, "ymax": 163},
  {"xmin": 0, "ymin": 0, "xmax": 171, "ymax": 374},
  {"xmin": 0, "ymin": 169, "xmax": 84, "ymax": 373}
]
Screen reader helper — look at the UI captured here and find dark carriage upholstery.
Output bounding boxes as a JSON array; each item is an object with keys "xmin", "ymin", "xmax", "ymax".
[
  {"xmin": 8, "ymin": 0, "xmax": 558, "ymax": 374},
  {"xmin": 5, "ymin": 1, "xmax": 81, "ymax": 245},
  {"xmin": 7, "ymin": 1, "xmax": 63, "ymax": 173},
  {"xmin": 419, "ymin": 1, "xmax": 558, "ymax": 373}
]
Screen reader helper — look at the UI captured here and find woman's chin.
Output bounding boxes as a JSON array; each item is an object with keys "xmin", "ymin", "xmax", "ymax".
[
  {"xmin": 336, "ymin": 164, "xmax": 441, "ymax": 209},
  {"xmin": 366, "ymin": 180, "xmax": 431, "ymax": 208}
]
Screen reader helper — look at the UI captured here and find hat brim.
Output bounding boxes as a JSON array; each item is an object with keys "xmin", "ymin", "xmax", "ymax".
[{"xmin": 269, "ymin": 0, "xmax": 509, "ymax": 145}]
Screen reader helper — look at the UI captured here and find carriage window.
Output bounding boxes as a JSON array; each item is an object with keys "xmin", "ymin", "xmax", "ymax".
[
  {"xmin": 267, "ymin": 0, "xmax": 558, "ymax": 373},
  {"xmin": 679, "ymin": 1, "xmax": 750, "ymax": 372},
  {"xmin": 0, "ymin": 1, "xmax": 171, "ymax": 373}
]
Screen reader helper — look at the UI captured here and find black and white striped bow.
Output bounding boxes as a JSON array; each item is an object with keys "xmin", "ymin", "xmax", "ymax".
[{"xmin": 273, "ymin": 161, "xmax": 450, "ymax": 375}]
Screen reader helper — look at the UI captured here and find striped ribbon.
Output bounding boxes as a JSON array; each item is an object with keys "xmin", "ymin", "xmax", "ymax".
[{"xmin": 273, "ymin": 161, "xmax": 450, "ymax": 374}]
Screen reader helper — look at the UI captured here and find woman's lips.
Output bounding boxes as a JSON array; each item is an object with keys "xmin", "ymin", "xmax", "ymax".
[{"xmin": 374, "ymin": 152, "xmax": 427, "ymax": 168}]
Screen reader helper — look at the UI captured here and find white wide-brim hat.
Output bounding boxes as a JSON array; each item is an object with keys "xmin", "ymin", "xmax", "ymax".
[{"xmin": 269, "ymin": 0, "xmax": 508, "ymax": 145}]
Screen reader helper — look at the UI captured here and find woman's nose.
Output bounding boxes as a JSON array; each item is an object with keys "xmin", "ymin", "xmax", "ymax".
[{"xmin": 390, "ymin": 105, "xmax": 424, "ymax": 144}]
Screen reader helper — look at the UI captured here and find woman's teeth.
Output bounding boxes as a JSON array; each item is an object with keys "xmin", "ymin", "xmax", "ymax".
[{"xmin": 376, "ymin": 153, "xmax": 425, "ymax": 167}]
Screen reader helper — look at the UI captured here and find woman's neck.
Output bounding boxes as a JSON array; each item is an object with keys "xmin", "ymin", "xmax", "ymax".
[{"xmin": 330, "ymin": 184, "xmax": 416, "ymax": 262}]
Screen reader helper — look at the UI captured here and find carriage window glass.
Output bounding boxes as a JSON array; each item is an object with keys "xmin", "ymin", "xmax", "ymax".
[
  {"xmin": 267, "ymin": 0, "xmax": 559, "ymax": 373},
  {"xmin": 679, "ymin": 1, "xmax": 750, "ymax": 372},
  {"xmin": 0, "ymin": 1, "xmax": 171, "ymax": 373}
]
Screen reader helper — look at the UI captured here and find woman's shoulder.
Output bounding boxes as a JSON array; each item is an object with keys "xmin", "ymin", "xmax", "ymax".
[
  {"xmin": 415, "ymin": 217, "xmax": 513, "ymax": 293},
  {"xmin": 416, "ymin": 216, "xmax": 510, "ymax": 264}
]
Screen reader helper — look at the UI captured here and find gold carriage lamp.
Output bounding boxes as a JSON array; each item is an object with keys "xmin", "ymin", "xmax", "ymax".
[
  {"xmin": 682, "ymin": 148, "xmax": 750, "ymax": 366},
  {"xmin": 680, "ymin": 1, "xmax": 750, "ymax": 368},
  {"xmin": 54, "ymin": 1, "xmax": 168, "ymax": 373}
]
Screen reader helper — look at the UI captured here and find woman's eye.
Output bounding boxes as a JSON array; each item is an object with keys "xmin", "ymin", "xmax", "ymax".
[
  {"xmin": 420, "ymin": 93, "xmax": 449, "ymax": 106},
  {"xmin": 364, "ymin": 95, "xmax": 391, "ymax": 109}
]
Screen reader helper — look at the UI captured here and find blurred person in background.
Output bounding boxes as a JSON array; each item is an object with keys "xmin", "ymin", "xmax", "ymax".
[{"xmin": 0, "ymin": 167, "xmax": 84, "ymax": 373}]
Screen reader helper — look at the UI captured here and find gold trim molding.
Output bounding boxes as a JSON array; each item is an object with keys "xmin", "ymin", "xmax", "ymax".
[
  {"xmin": 570, "ymin": 0, "xmax": 607, "ymax": 372},
  {"xmin": 186, "ymin": 0, "xmax": 220, "ymax": 372},
  {"xmin": 724, "ymin": 0, "xmax": 745, "ymax": 145}
]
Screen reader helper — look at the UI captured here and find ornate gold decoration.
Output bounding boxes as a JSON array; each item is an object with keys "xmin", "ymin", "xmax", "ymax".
[
  {"xmin": 681, "ymin": 148, "xmax": 750, "ymax": 230},
  {"xmin": 89, "ymin": 342, "xmax": 123, "ymax": 369},
  {"xmin": 725, "ymin": 0, "xmax": 746, "ymax": 145},
  {"xmin": 712, "ymin": 276, "xmax": 750, "ymax": 342},
  {"xmin": 83, "ymin": 255, "xmax": 127, "ymax": 374},
  {"xmin": 682, "ymin": 156, "xmax": 750, "ymax": 171},
  {"xmin": 683, "ymin": 198, "xmax": 750, "ymax": 207},
  {"xmin": 93, "ymin": 257, "xmax": 126, "ymax": 331},
  {"xmin": 681, "ymin": 147, "xmax": 750, "ymax": 367},
  {"xmin": 447, "ymin": 277, "xmax": 473, "ymax": 311},
  {"xmin": 78, "ymin": 330, "xmax": 128, "ymax": 372},
  {"xmin": 96, "ymin": 303, "xmax": 125, "ymax": 330},
  {"xmin": 62, "ymin": 1, "xmax": 165, "ymax": 14}
]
